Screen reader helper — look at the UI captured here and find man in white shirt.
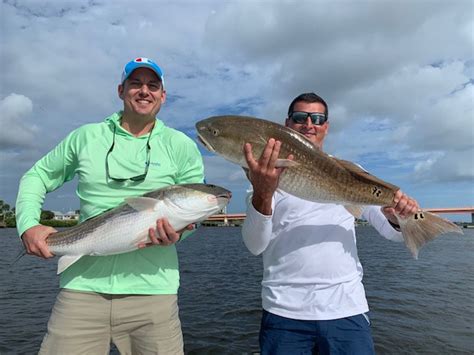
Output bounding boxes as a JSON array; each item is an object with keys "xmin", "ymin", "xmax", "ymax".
[{"xmin": 241, "ymin": 92, "xmax": 419, "ymax": 354}]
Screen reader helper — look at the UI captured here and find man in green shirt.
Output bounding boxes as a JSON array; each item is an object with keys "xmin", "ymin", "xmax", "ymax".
[{"xmin": 16, "ymin": 57, "xmax": 205, "ymax": 354}]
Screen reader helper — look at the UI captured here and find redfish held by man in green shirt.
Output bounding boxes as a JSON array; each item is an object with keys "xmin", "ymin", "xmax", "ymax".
[
  {"xmin": 45, "ymin": 184, "xmax": 231, "ymax": 274},
  {"xmin": 195, "ymin": 115, "xmax": 463, "ymax": 259}
]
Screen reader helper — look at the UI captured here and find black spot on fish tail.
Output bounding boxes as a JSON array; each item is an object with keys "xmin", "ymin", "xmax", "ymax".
[
  {"xmin": 398, "ymin": 211, "xmax": 463, "ymax": 259},
  {"xmin": 413, "ymin": 212, "xmax": 425, "ymax": 220}
]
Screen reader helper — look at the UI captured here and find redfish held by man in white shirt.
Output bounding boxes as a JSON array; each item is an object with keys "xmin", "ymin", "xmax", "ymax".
[{"xmin": 195, "ymin": 115, "xmax": 463, "ymax": 258}]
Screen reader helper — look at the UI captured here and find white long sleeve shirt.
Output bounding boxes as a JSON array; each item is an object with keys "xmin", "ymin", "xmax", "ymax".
[{"xmin": 242, "ymin": 190, "xmax": 403, "ymax": 321}]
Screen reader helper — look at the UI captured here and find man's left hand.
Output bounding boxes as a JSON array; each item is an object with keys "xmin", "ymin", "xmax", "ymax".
[
  {"xmin": 138, "ymin": 218, "xmax": 194, "ymax": 248},
  {"xmin": 381, "ymin": 190, "xmax": 420, "ymax": 224}
]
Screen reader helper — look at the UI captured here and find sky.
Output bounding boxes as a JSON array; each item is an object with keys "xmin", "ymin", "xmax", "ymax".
[{"xmin": 1, "ymin": 0, "xmax": 473, "ymax": 221}]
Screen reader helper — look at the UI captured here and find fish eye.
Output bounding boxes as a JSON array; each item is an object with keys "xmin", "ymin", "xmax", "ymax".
[{"xmin": 212, "ymin": 129, "xmax": 219, "ymax": 136}]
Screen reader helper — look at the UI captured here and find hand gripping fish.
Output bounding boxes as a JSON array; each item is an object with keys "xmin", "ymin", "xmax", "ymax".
[
  {"xmin": 195, "ymin": 115, "xmax": 463, "ymax": 258},
  {"xmin": 45, "ymin": 183, "xmax": 231, "ymax": 273}
]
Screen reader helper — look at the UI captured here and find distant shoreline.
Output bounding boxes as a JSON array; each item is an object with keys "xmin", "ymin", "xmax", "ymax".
[
  {"xmin": 0, "ymin": 219, "xmax": 78, "ymax": 229},
  {"xmin": 1, "ymin": 221, "xmax": 472, "ymax": 229}
]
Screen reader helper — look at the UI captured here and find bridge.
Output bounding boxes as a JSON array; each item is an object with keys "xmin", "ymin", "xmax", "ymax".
[
  {"xmin": 424, "ymin": 207, "xmax": 474, "ymax": 223},
  {"xmin": 201, "ymin": 213, "xmax": 247, "ymax": 226},
  {"xmin": 424, "ymin": 207, "xmax": 474, "ymax": 214},
  {"xmin": 203, "ymin": 207, "xmax": 474, "ymax": 225}
]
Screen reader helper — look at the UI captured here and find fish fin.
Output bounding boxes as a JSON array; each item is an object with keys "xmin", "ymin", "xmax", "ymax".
[
  {"xmin": 333, "ymin": 158, "xmax": 399, "ymax": 191},
  {"xmin": 243, "ymin": 164, "xmax": 296, "ymax": 179},
  {"xmin": 133, "ymin": 230, "xmax": 152, "ymax": 245},
  {"xmin": 10, "ymin": 250, "xmax": 27, "ymax": 268},
  {"xmin": 331, "ymin": 158, "xmax": 369, "ymax": 174},
  {"xmin": 134, "ymin": 235, "xmax": 153, "ymax": 249},
  {"xmin": 344, "ymin": 205, "xmax": 365, "ymax": 218},
  {"xmin": 125, "ymin": 197, "xmax": 159, "ymax": 212},
  {"xmin": 57, "ymin": 255, "xmax": 83, "ymax": 274},
  {"xmin": 275, "ymin": 159, "xmax": 300, "ymax": 168},
  {"xmin": 397, "ymin": 211, "xmax": 463, "ymax": 259}
]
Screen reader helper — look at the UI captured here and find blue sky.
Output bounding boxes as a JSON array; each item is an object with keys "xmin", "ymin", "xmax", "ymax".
[{"xmin": 1, "ymin": 0, "xmax": 473, "ymax": 220}]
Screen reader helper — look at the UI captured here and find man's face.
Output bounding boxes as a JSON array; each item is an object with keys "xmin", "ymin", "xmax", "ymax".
[
  {"xmin": 285, "ymin": 101, "xmax": 329, "ymax": 149},
  {"xmin": 118, "ymin": 67, "xmax": 166, "ymax": 119}
]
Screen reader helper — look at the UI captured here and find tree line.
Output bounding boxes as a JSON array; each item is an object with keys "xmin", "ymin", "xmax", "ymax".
[
  {"xmin": 0, "ymin": 199, "xmax": 78, "ymax": 228},
  {"xmin": 0, "ymin": 199, "xmax": 15, "ymax": 227}
]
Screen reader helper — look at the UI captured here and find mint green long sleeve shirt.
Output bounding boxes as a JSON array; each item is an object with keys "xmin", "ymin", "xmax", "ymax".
[{"xmin": 16, "ymin": 112, "xmax": 204, "ymax": 294}]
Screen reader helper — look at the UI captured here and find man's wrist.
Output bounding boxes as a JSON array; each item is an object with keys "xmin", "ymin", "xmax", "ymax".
[
  {"xmin": 252, "ymin": 194, "xmax": 273, "ymax": 216},
  {"xmin": 388, "ymin": 219, "xmax": 401, "ymax": 231}
]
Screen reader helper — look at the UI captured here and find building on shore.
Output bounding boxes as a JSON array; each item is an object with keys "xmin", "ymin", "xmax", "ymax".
[{"xmin": 52, "ymin": 210, "xmax": 79, "ymax": 221}]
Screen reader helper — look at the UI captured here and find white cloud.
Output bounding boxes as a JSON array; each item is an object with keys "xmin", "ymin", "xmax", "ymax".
[
  {"xmin": 414, "ymin": 149, "xmax": 474, "ymax": 183},
  {"xmin": 0, "ymin": 93, "xmax": 38, "ymax": 149}
]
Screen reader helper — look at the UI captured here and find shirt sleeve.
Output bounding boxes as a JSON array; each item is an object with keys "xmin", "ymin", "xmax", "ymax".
[
  {"xmin": 362, "ymin": 205, "xmax": 404, "ymax": 242},
  {"xmin": 241, "ymin": 192, "xmax": 274, "ymax": 255},
  {"xmin": 16, "ymin": 131, "xmax": 78, "ymax": 237}
]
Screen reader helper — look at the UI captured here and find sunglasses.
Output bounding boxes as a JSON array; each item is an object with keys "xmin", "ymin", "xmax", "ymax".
[
  {"xmin": 289, "ymin": 111, "xmax": 328, "ymax": 125},
  {"xmin": 105, "ymin": 125, "xmax": 151, "ymax": 182}
]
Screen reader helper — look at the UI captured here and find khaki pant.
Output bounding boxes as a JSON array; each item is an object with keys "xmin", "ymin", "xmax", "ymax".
[{"xmin": 39, "ymin": 289, "xmax": 184, "ymax": 355}]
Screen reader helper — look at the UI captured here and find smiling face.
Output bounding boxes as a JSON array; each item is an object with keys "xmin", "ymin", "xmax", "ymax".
[
  {"xmin": 285, "ymin": 101, "xmax": 329, "ymax": 150},
  {"xmin": 118, "ymin": 67, "xmax": 166, "ymax": 121}
]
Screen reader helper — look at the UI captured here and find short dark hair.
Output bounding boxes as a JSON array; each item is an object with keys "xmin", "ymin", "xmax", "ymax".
[{"xmin": 287, "ymin": 92, "xmax": 328, "ymax": 119}]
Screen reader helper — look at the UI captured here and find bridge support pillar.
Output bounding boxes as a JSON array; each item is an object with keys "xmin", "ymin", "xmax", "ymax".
[{"xmin": 223, "ymin": 206, "xmax": 228, "ymax": 226}]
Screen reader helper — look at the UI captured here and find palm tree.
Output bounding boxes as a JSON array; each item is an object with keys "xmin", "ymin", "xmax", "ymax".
[
  {"xmin": 0, "ymin": 200, "xmax": 4, "ymax": 222},
  {"xmin": 0, "ymin": 200, "xmax": 8, "ymax": 226}
]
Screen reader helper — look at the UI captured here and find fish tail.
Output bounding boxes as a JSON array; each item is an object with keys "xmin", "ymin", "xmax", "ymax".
[{"xmin": 398, "ymin": 211, "xmax": 463, "ymax": 259}]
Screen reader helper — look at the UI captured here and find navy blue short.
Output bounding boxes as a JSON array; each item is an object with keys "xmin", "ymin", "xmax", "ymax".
[{"xmin": 259, "ymin": 310, "xmax": 375, "ymax": 355}]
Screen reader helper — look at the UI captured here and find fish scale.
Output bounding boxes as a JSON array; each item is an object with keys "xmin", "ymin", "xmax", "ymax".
[{"xmin": 50, "ymin": 209, "xmax": 159, "ymax": 256}]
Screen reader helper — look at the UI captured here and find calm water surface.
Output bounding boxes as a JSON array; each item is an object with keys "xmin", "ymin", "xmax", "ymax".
[{"xmin": 0, "ymin": 226, "xmax": 473, "ymax": 354}]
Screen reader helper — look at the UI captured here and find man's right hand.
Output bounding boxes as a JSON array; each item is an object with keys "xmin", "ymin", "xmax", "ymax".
[
  {"xmin": 243, "ymin": 138, "xmax": 293, "ymax": 215},
  {"xmin": 21, "ymin": 225, "xmax": 57, "ymax": 259}
]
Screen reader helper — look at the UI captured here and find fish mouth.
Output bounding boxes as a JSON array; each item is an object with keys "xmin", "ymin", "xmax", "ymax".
[
  {"xmin": 219, "ymin": 191, "xmax": 232, "ymax": 200},
  {"xmin": 208, "ymin": 192, "xmax": 232, "ymax": 204},
  {"xmin": 196, "ymin": 133, "xmax": 215, "ymax": 153}
]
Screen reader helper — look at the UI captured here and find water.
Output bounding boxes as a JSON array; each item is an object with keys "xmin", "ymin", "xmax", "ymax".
[{"xmin": 0, "ymin": 227, "xmax": 473, "ymax": 354}]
